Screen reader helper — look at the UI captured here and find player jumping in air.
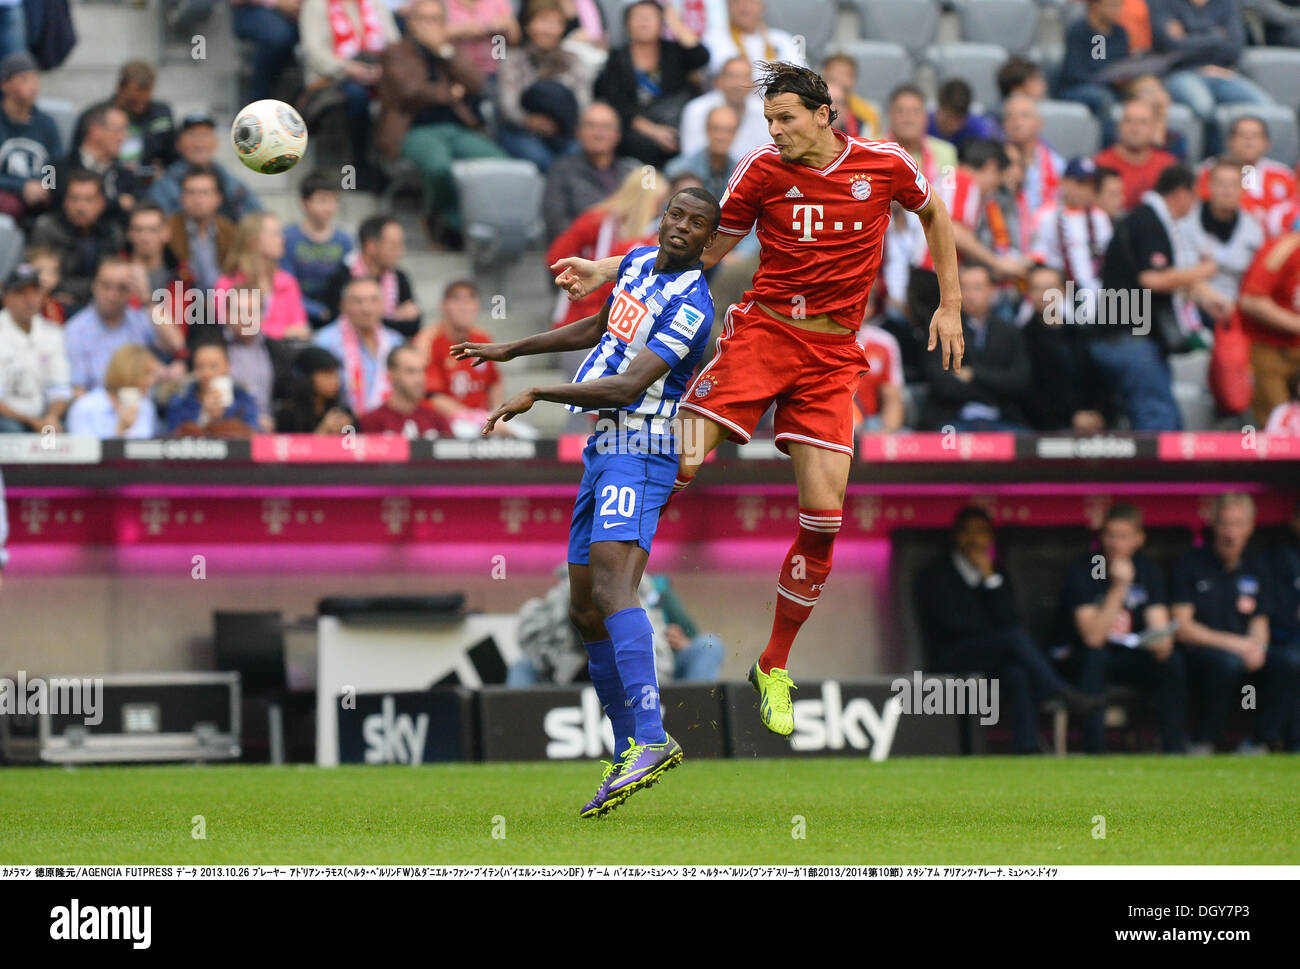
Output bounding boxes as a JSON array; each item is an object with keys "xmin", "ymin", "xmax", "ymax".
[
  {"xmin": 555, "ymin": 62, "xmax": 965, "ymax": 737},
  {"xmin": 451, "ymin": 189, "xmax": 720, "ymax": 817}
]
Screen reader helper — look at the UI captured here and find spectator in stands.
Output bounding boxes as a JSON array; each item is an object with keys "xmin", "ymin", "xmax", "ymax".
[
  {"xmin": 1030, "ymin": 158, "xmax": 1114, "ymax": 314},
  {"xmin": 647, "ymin": 572, "xmax": 726, "ymax": 681},
  {"xmin": 595, "ymin": 0, "xmax": 707, "ymax": 169},
  {"xmin": 301, "ymin": 0, "xmax": 401, "ymax": 191},
  {"xmin": 545, "ymin": 166, "xmax": 665, "ymax": 334},
  {"xmin": 123, "ymin": 203, "xmax": 182, "ymax": 334},
  {"xmin": 24, "ymin": 246, "xmax": 64, "ymax": 324},
  {"xmin": 65, "ymin": 342, "xmax": 162, "ymax": 438},
  {"xmin": 1174, "ymin": 492, "xmax": 1300, "ymax": 753},
  {"xmin": 282, "ymin": 171, "xmax": 353, "ymax": 330},
  {"xmin": 496, "ymin": 0, "xmax": 589, "ymax": 172},
  {"xmin": 64, "ymin": 258, "xmax": 182, "ymax": 393},
  {"xmin": 358, "ymin": 343, "xmax": 453, "ymax": 436},
  {"xmin": 1095, "ymin": 164, "xmax": 1218, "ymax": 430},
  {"xmin": 542, "ymin": 101, "xmax": 638, "ymax": 241},
  {"xmin": 1265, "ymin": 499, "xmax": 1300, "ymax": 749},
  {"xmin": 921, "ymin": 263, "xmax": 1030, "ymax": 431},
  {"xmin": 1095, "ymin": 165, "xmax": 1126, "ymax": 220},
  {"xmin": 164, "ymin": 166, "xmax": 236, "ymax": 300},
  {"xmin": 1187, "ymin": 158, "xmax": 1264, "ymax": 311},
  {"xmin": 443, "ymin": 0, "xmax": 521, "ymax": 80},
  {"xmin": 887, "ymin": 83, "xmax": 956, "ymax": 189},
  {"xmin": 951, "ymin": 139, "xmax": 1031, "ymax": 279},
  {"xmin": 275, "ymin": 344, "xmax": 356, "ymax": 434},
  {"xmin": 917, "ymin": 505, "xmax": 1102, "ymax": 754},
  {"xmin": 215, "ymin": 213, "xmax": 310, "ymax": 342},
  {"xmin": 1238, "ymin": 229, "xmax": 1300, "ymax": 427},
  {"xmin": 854, "ymin": 316, "xmax": 904, "ymax": 434},
  {"xmin": 664, "ymin": 103, "xmax": 737, "ymax": 202},
  {"xmin": 0, "ymin": 51, "xmax": 60, "ymax": 224},
  {"xmin": 704, "ymin": 0, "xmax": 802, "ymax": 74},
  {"xmin": 71, "ymin": 61, "xmax": 177, "ymax": 187},
  {"xmin": 224, "ymin": 306, "xmax": 294, "ymax": 431},
  {"xmin": 1198, "ymin": 116, "xmax": 1297, "ymax": 236},
  {"xmin": 1018, "ymin": 263, "xmax": 1108, "ymax": 433},
  {"xmin": 376, "ymin": 0, "xmax": 506, "ymax": 248},
  {"xmin": 1058, "ymin": 0, "xmax": 1130, "ymax": 145},
  {"xmin": 314, "ymin": 276, "xmax": 405, "ymax": 414},
  {"xmin": 663, "ymin": 0, "xmax": 726, "ymax": 37},
  {"xmin": 230, "ymin": 0, "xmax": 301, "ymax": 105},
  {"xmin": 324, "ymin": 215, "xmax": 421, "ymax": 338},
  {"xmin": 997, "ymin": 57, "xmax": 1048, "ymax": 103},
  {"xmin": 822, "ymin": 53, "xmax": 881, "ymax": 141},
  {"xmin": 678, "ymin": 54, "xmax": 767, "ymax": 159},
  {"xmin": 29, "ymin": 170, "xmax": 127, "ymax": 316},
  {"xmin": 1129, "ymin": 74, "xmax": 1188, "ymax": 160},
  {"xmin": 1062, "ymin": 502, "xmax": 1187, "ymax": 753},
  {"xmin": 0, "ymin": 264, "xmax": 71, "ymax": 433},
  {"xmin": 147, "ymin": 112, "xmax": 263, "ymax": 224},
  {"xmin": 1149, "ymin": 0, "xmax": 1272, "ymax": 157},
  {"xmin": 165, "ymin": 342, "xmax": 260, "ymax": 435},
  {"xmin": 928, "ymin": 78, "xmax": 999, "ymax": 154},
  {"xmin": 1093, "ymin": 96, "xmax": 1178, "ymax": 211},
  {"xmin": 413, "ymin": 278, "xmax": 510, "ymax": 434},
  {"xmin": 1001, "ymin": 94, "xmax": 1063, "ymax": 213},
  {"xmin": 66, "ymin": 104, "xmax": 137, "ymax": 222},
  {"xmin": 978, "ymin": 141, "xmax": 1034, "ymax": 285}
]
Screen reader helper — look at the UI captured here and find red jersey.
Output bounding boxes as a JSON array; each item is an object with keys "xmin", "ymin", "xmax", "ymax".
[
  {"xmin": 917, "ymin": 166, "xmax": 981, "ymax": 271},
  {"xmin": 1197, "ymin": 157, "xmax": 1297, "ymax": 234},
  {"xmin": 718, "ymin": 130, "xmax": 933, "ymax": 331},
  {"xmin": 853, "ymin": 324, "xmax": 902, "ymax": 417},
  {"xmin": 1239, "ymin": 233, "xmax": 1300, "ymax": 350},
  {"xmin": 1093, "ymin": 146, "xmax": 1178, "ymax": 211},
  {"xmin": 358, "ymin": 401, "xmax": 453, "ymax": 437},
  {"xmin": 425, "ymin": 325, "xmax": 500, "ymax": 409}
]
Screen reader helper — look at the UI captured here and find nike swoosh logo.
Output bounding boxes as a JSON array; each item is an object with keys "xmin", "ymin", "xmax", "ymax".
[{"xmin": 603, "ymin": 521, "xmax": 622, "ymax": 529}]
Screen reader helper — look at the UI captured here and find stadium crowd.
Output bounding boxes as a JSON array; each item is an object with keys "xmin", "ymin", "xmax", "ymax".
[{"xmin": 1, "ymin": 0, "xmax": 1300, "ymax": 441}]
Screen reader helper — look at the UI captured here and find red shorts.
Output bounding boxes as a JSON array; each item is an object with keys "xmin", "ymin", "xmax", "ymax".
[{"xmin": 678, "ymin": 300, "xmax": 870, "ymax": 456}]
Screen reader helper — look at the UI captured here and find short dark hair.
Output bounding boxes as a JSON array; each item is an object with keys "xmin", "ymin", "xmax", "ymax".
[
  {"xmin": 1229, "ymin": 114, "xmax": 1270, "ymax": 141},
  {"xmin": 1027, "ymin": 261, "xmax": 1065, "ymax": 283},
  {"xmin": 358, "ymin": 214, "xmax": 398, "ymax": 246},
  {"xmin": 129, "ymin": 201, "xmax": 166, "ymax": 224},
  {"xmin": 386, "ymin": 343, "xmax": 418, "ymax": 370},
  {"xmin": 83, "ymin": 103, "xmax": 124, "ymax": 134},
  {"xmin": 192, "ymin": 341, "xmax": 229, "ymax": 363},
  {"xmin": 179, "ymin": 163, "xmax": 222, "ymax": 194},
  {"xmin": 64, "ymin": 168, "xmax": 104, "ymax": 194},
  {"xmin": 1103, "ymin": 502, "xmax": 1144, "ymax": 530},
  {"xmin": 342, "ymin": 275, "xmax": 382, "ymax": 299},
  {"xmin": 888, "ymin": 82, "xmax": 925, "ymax": 108},
  {"xmin": 299, "ymin": 170, "xmax": 339, "ymax": 201},
  {"xmin": 1154, "ymin": 162, "xmax": 1195, "ymax": 196},
  {"xmin": 442, "ymin": 279, "xmax": 479, "ymax": 301},
  {"xmin": 754, "ymin": 60, "xmax": 838, "ymax": 126},
  {"xmin": 821, "ymin": 52, "xmax": 856, "ymax": 78},
  {"xmin": 669, "ymin": 186, "xmax": 721, "ymax": 231},
  {"xmin": 1094, "ymin": 165, "xmax": 1120, "ymax": 183},
  {"xmin": 622, "ymin": 0, "xmax": 661, "ymax": 24},
  {"xmin": 937, "ymin": 78, "xmax": 973, "ymax": 116},
  {"xmin": 953, "ymin": 505, "xmax": 993, "ymax": 533},
  {"xmin": 996, "ymin": 56, "xmax": 1041, "ymax": 99},
  {"xmin": 960, "ymin": 137, "xmax": 1008, "ymax": 170}
]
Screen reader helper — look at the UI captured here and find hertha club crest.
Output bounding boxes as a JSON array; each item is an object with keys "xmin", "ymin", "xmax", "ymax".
[
  {"xmin": 694, "ymin": 376, "xmax": 715, "ymax": 398},
  {"xmin": 849, "ymin": 175, "xmax": 871, "ymax": 200}
]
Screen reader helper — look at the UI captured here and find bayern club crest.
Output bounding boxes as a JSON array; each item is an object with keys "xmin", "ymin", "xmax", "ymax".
[
  {"xmin": 694, "ymin": 376, "xmax": 714, "ymax": 398},
  {"xmin": 850, "ymin": 175, "xmax": 872, "ymax": 200}
]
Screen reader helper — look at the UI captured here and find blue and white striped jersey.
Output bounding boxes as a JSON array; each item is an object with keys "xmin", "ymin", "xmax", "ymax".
[{"xmin": 566, "ymin": 246, "xmax": 715, "ymax": 427}]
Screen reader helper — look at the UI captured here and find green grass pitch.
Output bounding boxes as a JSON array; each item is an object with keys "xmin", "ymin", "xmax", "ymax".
[{"xmin": 2, "ymin": 757, "xmax": 1298, "ymax": 865}]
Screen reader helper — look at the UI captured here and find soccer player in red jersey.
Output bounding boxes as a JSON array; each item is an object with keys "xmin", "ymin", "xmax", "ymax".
[{"xmin": 554, "ymin": 62, "xmax": 964, "ymax": 735}]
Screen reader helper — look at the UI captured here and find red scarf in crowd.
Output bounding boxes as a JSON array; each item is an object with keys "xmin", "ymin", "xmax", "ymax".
[
  {"xmin": 339, "ymin": 315, "xmax": 395, "ymax": 412},
  {"xmin": 328, "ymin": 0, "xmax": 386, "ymax": 60}
]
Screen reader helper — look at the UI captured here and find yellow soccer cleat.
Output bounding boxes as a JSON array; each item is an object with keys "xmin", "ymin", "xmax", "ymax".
[{"xmin": 748, "ymin": 662, "xmax": 796, "ymax": 736}]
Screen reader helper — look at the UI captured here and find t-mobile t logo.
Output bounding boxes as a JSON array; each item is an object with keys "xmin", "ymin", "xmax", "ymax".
[{"xmin": 792, "ymin": 203, "xmax": 866, "ymax": 242}]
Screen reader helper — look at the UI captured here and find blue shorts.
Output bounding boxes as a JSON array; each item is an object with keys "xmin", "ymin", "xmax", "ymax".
[{"xmin": 567, "ymin": 428, "xmax": 678, "ymax": 565}]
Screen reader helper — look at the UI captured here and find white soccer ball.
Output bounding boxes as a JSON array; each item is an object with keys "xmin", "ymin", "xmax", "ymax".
[{"xmin": 230, "ymin": 99, "xmax": 308, "ymax": 174}]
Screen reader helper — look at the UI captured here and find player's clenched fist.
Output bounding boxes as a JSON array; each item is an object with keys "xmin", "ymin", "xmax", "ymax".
[
  {"xmin": 483, "ymin": 389, "xmax": 536, "ymax": 435},
  {"xmin": 449, "ymin": 341, "xmax": 515, "ymax": 366}
]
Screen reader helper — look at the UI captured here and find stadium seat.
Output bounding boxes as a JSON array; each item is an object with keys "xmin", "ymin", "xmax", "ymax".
[
  {"xmin": 1108, "ymin": 102, "xmax": 1203, "ymax": 162},
  {"xmin": 0, "ymin": 215, "xmax": 22, "ymax": 282},
  {"xmin": 450, "ymin": 158, "xmax": 545, "ymax": 275},
  {"xmin": 840, "ymin": 41, "xmax": 915, "ymax": 108},
  {"xmin": 1216, "ymin": 103, "xmax": 1300, "ymax": 168},
  {"xmin": 852, "ymin": 0, "xmax": 940, "ymax": 64},
  {"xmin": 764, "ymin": 0, "xmax": 839, "ymax": 66},
  {"xmin": 952, "ymin": 0, "xmax": 1040, "ymax": 57},
  {"xmin": 928, "ymin": 42, "xmax": 1009, "ymax": 112},
  {"xmin": 1037, "ymin": 99, "xmax": 1101, "ymax": 159},
  {"xmin": 36, "ymin": 97, "xmax": 77, "ymax": 155},
  {"xmin": 1241, "ymin": 47, "xmax": 1300, "ymax": 108}
]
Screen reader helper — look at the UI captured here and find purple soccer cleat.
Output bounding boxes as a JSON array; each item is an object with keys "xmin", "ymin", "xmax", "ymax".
[
  {"xmin": 605, "ymin": 733, "xmax": 683, "ymax": 803},
  {"xmin": 578, "ymin": 741, "xmax": 635, "ymax": 818}
]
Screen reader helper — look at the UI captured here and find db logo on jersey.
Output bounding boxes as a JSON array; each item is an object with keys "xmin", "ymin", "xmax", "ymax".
[
  {"xmin": 607, "ymin": 290, "xmax": 649, "ymax": 342},
  {"xmin": 849, "ymin": 175, "xmax": 871, "ymax": 200}
]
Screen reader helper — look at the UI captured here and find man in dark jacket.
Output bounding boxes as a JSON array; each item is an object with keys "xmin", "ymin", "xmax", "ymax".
[
  {"xmin": 1019, "ymin": 263, "xmax": 1109, "ymax": 433},
  {"xmin": 0, "ymin": 51, "xmax": 61, "ymax": 225},
  {"xmin": 920, "ymin": 262, "xmax": 1031, "ymax": 430},
  {"xmin": 28, "ymin": 169, "xmax": 125, "ymax": 316},
  {"xmin": 71, "ymin": 60, "xmax": 177, "ymax": 187},
  {"xmin": 916, "ymin": 506, "xmax": 1101, "ymax": 753},
  {"xmin": 542, "ymin": 101, "xmax": 638, "ymax": 241}
]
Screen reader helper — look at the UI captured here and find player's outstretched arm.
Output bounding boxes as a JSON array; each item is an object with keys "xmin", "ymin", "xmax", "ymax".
[
  {"xmin": 916, "ymin": 194, "xmax": 965, "ymax": 372},
  {"xmin": 451, "ymin": 305, "xmax": 611, "ymax": 367},
  {"xmin": 551, "ymin": 255, "xmax": 625, "ymax": 300},
  {"xmin": 482, "ymin": 350, "xmax": 672, "ymax": 435}
]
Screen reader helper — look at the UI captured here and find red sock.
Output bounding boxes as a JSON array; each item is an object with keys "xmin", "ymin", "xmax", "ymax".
[
  {"xmin": 662, "ymin": 471, "xmax": 695, "ymax": 511},
  {"xmin": 759, "ymin": 508, "xmax": 841, "ymax": 673}
]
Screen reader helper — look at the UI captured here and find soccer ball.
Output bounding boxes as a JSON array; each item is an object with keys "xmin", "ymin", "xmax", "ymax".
[{"xmin": 231, "ymin": 99, "xmax": 308, "ymax": 174}]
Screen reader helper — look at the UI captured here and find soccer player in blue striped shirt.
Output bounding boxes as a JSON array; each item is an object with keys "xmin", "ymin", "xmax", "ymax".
[{"xmin": 450, "ymin": 188, "xmax": 719, "ymax": 816}]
